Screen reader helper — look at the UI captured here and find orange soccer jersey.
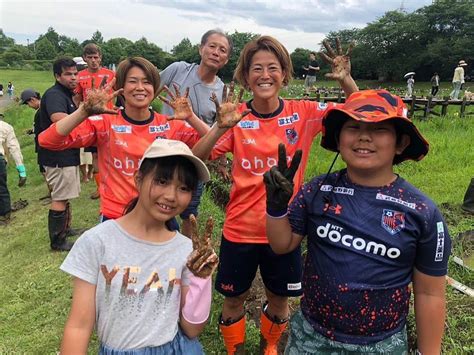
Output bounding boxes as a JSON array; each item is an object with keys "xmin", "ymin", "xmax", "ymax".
[
  {"xmin": 76, "ymin": 67, "xmax": 115, "ymax": 108},
  {"xmin": 210, "ymin": 99, "xmax": 337, "ymax": 244},
  {"xmin": 39, "ymin": 110, "xmax": 200, "ymax": 218}
]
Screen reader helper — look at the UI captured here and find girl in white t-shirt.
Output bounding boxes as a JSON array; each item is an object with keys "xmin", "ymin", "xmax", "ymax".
[{"xmin": 60, "ymin": 139, "xmax": 218, "ymax": 354}]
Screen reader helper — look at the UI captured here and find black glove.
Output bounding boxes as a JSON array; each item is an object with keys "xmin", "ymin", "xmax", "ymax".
[
  {"xmin": 18, "ymin": 176, "xmax": 27, "ymax": 187},
  {"xmin": 263, "ymin": 143, "xmax": 302, "ymax": 216}
]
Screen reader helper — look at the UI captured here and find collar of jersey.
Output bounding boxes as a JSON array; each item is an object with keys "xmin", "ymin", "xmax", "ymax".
[
  {"xmin": 247, "ymin": 98, "xmax": 284, "ymax": 119},
  {"xmin": 121, "ymin": 108, "xmax": 155, "ymax": 125}
]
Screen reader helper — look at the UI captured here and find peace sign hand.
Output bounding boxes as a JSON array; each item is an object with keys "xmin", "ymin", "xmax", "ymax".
[
  {"xmin": 263, "ymin": 143, "xmax": 303, "ymax": 213},
  {"xmin": 319, "ymin": 37, "xmax": 354, "ymax": 82},
  {"xmin": 186, "ymin": 215, "xmax": 219, "ymax": 279},
  {"xmin": 82, "ymin": 77, "xmax": 122, "ymax": 116},
  {"xmin": 211, "ymin": 81, "xmax": 251, "ymax": 128},
  {"xmin": 159, "ymin": 84, "xmax": 193, "ymax": 120}
]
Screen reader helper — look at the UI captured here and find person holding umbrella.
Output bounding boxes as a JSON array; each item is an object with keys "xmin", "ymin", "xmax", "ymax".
[{"xmin": 404, "ymin": 72, "xmax": 415, "ymax": 97}]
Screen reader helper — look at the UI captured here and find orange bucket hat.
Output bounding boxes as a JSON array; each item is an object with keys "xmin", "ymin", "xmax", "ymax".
[{"xmin": 321, "ymin": 89, "xmax": 429, "ymax": 164}]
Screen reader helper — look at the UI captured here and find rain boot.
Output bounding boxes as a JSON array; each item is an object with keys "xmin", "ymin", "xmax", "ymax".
[
  {"xmin": 48, "ymin": 210, "xmax": 74, "ymax": 251},
  {"xmin": 64, "ymin": 202, "xmax": 87, "ymax": 237},
  {"xmin": 462, "ymin": 178, "xmax": 474, "ymax": 213},
  {"xmin": 259, "ymin": 302, "xmax": 288, "ymax": 355},
  {"xmin": 219, "ymin": 314, "xmax": 246, "ymax": 355},
  {"xmin": 0, "ymin": 212, "xmax": 11, "ymax": 226}
]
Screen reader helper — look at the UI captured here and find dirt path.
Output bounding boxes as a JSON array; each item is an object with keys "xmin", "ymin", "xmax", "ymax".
[{"xmin": 0, "ymin": 96, "xmax": 14, "ymax": 113}]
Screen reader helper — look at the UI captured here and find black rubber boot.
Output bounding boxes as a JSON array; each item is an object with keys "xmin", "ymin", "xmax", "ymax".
[
  {"xmin": 64, "ymin": 202, "xmax": 87, "ymax": 237},
  {"xmin": 462, "ymin": 178, "xmax": 474, "ymax": 214},
  {"xmin": 48, "ymin": 210, "xmax": 74, "ymax": 251}
]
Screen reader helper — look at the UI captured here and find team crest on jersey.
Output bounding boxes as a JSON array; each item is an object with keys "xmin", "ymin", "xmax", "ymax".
[
  {"xmin": 285, "ymin": 128, "xmax": 298, "ymax": 145},
  {"xmin": 149, "ymin": 123, "xmax": 170, "ymax": 133},
  {"xmin": 381, "ymin": 209, "xmax": 405, "ymax": 235},
  {"xmin": 238, "ymin": 120, "xmax": 260, "ymax": 129},
  {"xmin": 278, "ymin": 113, "xmax": 300, "ymax": 126},
  {"xmin": 317, "ymin": 102, "xmax": 328, "ymax": 110},
  {"xmin": 112, "ymin": 125, "xmax": 132, "ymax": 133}
]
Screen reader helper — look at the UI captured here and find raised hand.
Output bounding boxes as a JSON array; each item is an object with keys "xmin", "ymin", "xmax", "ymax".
[
  {"xmin": 159, "ymin": 84, "xmax": 193, "ymax": 120},
  {"xmin": 319, "ymin": 37, "xmax": 354, "ymax": 82},
  {"xmin": 82, "ymin": 77, "xmax": 122, "ymax": 116},
  {"xmin": 211, "ymin": 81, "xmax": 251, "ymax": 128},
  {"xmin": 186, "ymin": 215, "xmax": 219, "ymax": 279},
  {"xmin": 263, "ymin": 143, "xmax": 302, "ymax": 213}
]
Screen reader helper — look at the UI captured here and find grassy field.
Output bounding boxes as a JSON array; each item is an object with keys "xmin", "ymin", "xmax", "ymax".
[{"xmin": 0, "ymin": 69, "xmax": 473, "ymax": 354}]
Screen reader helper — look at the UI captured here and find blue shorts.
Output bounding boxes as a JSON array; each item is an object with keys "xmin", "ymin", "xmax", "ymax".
[
  {"xmin": 180, "ymin": 181, "xmax": 203, "ymax": 219},
  {"xmin": 215, "ymin": 235, "xmax": 303, "ymax": 297},
  {"xmin": 99, "ymin": 328, "xmax": 203, "ymax": 354}
]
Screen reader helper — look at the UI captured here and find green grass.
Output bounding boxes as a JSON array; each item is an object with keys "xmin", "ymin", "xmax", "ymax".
[{"xmin": 1, "ymin": 69, "xmax": 473, "ymax": 354}]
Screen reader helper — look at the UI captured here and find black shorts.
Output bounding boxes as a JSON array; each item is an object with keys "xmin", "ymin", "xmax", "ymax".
[
  {"xmin": 84, "ymin": 146, "xmax": 98, "ymax": 153},
  {"xmin": 39, "ymin": 164, "xmax": 45, "ymax": 173},
  {"xmin": 215, "ymin": 235, "xmax": 303, "ymax": 297}
]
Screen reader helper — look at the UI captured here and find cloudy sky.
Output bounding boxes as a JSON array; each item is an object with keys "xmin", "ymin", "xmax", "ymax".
[{"xmin": 1, "ymin": 0, "xmax": 432, "ymax": 52}]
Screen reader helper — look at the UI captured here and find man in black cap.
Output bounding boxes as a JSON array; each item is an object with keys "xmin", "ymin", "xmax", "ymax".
[{"xmin": 20, "ymin": 89, "xmax": 52, "ymax": 203}]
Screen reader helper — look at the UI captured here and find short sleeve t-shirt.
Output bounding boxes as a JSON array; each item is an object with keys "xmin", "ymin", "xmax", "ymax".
[
  {"xmin": 37, "ymin": 82, "xmax": 79, "ymax": 167},
  {"xmin": 60, "ymin": 220, "xmax": 193, "ymax": 349},
  {"xmin": 39, "ymin": 110, "xmax": 200, "ymax": 218},
  {"xmin": 209, "ymin": 99, "xmax": 337, "ymax": 244},
  {"xmin": 289, "ymin": 170, "xmax": 451, "ymax": 344},
  {"xmin": 307, "ymin": 60, "xmax": 319, "ymax": 76},
  {"xmin": 160, "ymin": 61, "xmax": 224, "ymax": 126}
]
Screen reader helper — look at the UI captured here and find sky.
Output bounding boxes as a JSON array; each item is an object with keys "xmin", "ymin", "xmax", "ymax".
[{"xmin": 1, "ymin": 0, "xmax": 433, "ymax": 53}]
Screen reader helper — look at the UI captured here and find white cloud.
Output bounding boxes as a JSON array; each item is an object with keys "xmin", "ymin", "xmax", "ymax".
[{"xmin": 1, "ymin": 0, "xmax": 432, "ymax": 52}]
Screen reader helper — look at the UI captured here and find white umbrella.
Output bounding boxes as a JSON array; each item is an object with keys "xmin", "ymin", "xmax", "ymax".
[{"xmin": 404, "ymin": 72, "xmax": 416, "ymax": 79}]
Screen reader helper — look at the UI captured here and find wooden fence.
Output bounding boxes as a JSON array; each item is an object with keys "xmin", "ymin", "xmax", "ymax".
[{"xmin": 286, "ymin": 89, "xmax": 474, "ymax": 119}]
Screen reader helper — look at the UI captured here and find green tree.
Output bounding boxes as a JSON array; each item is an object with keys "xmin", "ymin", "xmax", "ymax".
[
  {"xmin": 36, "ymin": 27, "xmax": 61, "ymax": 52},
  {"xmin": 35, "ymin": 37, "xmax": 57, "ymax": 60},
  {"xmin": 1, "ymin": 47, "xmax": 24, "ymax": 66},
  {"xmin": 171, "ymin": 38, "xmax": 199, "ymax": 64},
  {"xmin": 59, "ymin": 35, "xmax": 81, "ymax": 57},
  {"xmin": 0, "ymin": 29, "xmax": 15, "ymax": 53},
  {"xmin": 219, "ymin": 31, "xmax": 259, "ymax": 81},
  {"xmin": 91, "ymin": 30, "xmax": 104, "ymax": 45},
  {"xmin": 125, "ymin": 37, "xmax": 166, "ymax": 69},
  {"xmin": 102, "ymin": 37, "xmax": 133, "ymax": 66},
  {"xmin": 291, "ymin": 48, "xmax": 311, "ymax": 79}
]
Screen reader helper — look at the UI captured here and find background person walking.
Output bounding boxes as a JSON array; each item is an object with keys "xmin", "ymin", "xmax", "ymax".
[
  {"xmin": 430, "ymin": 72, "xmax": 440, "ymax": 97},
  {"xmin": 303, "ymin": 52, "xmax": 320, "ymax": 95},
  {"xmin": 450, "ymin": 60, "xmax": 468, "ymax": 100}
]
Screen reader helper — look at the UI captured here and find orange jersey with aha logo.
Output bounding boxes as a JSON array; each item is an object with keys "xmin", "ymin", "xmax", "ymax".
[
  {"xmin": 76, "ymin": 67, "xmax": 115, "ymax": 108},
  {"xmin": 210, "ymin": 99, "xmax": 338, "ymax": 244},
  {"xmin": 39, "ymin": 110, "xmax": 200, "ymax": 218}
]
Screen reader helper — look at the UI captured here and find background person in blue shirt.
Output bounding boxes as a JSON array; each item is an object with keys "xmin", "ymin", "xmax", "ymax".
[{"xmin": 264, "ymin": 90, "xmax": 451, "ymax": 354}]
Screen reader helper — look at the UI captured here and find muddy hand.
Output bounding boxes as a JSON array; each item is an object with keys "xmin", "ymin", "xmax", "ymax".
[
  {"xmin": 159, "ymin": 83, "xmax": 193, "ymax": 120},
  {"xmin": 319, "ymin": 37, "xmax": 354, "ymax": 82},
  {"xmin": 83, "ymin": 77, "xmax": 122, "ymax": 116},
  {"xmin": 211, "ymin": 81, "xmax": 250, "ymax": 128},
  {"xmin": 263, "ymin": 143, "xmax": 302, "ymax": 212},
  {"xmin": 186, "ymin": 215, "xmax": 219, "ymax": 278}
]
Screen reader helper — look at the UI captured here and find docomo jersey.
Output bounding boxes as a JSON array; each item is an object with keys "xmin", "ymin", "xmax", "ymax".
[
  {"xmin": 210, "ymin": 99, "xmax": 337, "ymax": 244},
  {"xmin": 289, "ymin": 170, "xmax": 451, "ymax": 344},
  {"xmin": 39, "ymin": 110, "xmax": 200, "ymax": 218},
  {"xmin": 76, "ymin": 67, "xmax": 115, "ymax": 109}
]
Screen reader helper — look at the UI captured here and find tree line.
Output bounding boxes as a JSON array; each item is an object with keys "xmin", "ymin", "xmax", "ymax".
[{"xmin": 0, "ymin": 1, "xmax": 472, "ymax": 82}]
